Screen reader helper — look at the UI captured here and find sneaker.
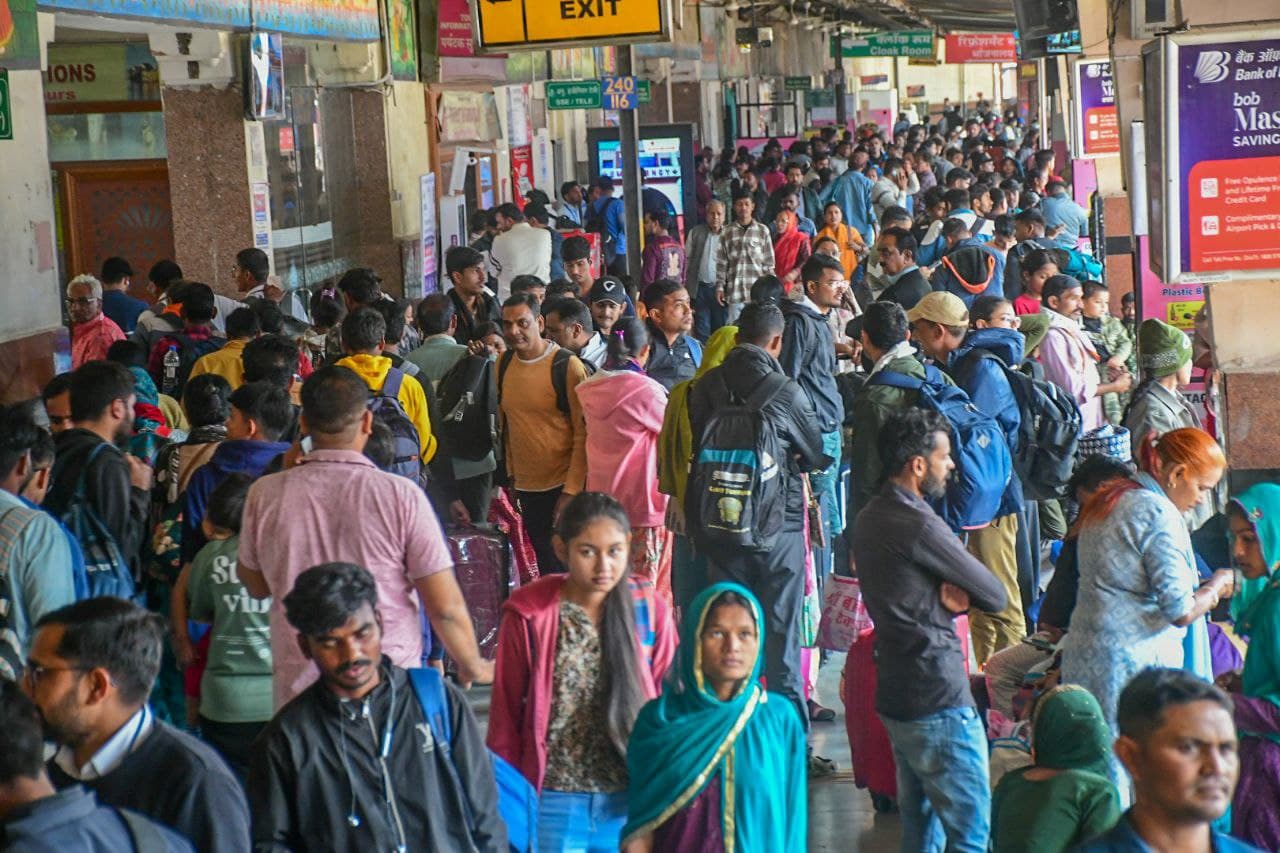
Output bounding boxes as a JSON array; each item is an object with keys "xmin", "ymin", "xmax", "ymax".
[{"xmin": 807, "ymin": 752, "xmax": 838, "ymax": 778}]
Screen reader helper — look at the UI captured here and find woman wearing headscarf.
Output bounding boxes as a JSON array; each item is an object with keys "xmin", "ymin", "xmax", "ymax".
[
  {"xmin": 657, "ymin": 325, "xmax": 737, "ymax": 614},
  {"xmin": 1223, "ymin": 483, "xmax": 1280, "ymax": 848},
  {"xmin": 1060, "ymin": 427, "xmax": 1235, "ymax": 800},
  {"xmin": 813, "ymin": 202, "xmax": 866, "ymax": 281},
  {"xmin": 990, "ymin": 685, "xmax": 1121, "ymax": 852},
  {"xmin": 771, "ymin": 210, "xmax": 810, "ymax": 292},
  {"xmin": 621, "ymin": 582, "xmax": 806, "ymax": 853}
]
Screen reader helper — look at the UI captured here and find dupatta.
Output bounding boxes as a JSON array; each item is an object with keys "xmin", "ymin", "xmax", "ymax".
[
  {"xmin": 656, "ymin": 326, "xmax": 738, "ymax": 505},
  {"xmin": 622, "ymin": 582, "xmax": 806, "ymax": 852},
  {"xmin": 1232, "ymin": 483, "xmax": 1280, "ymax": 743},
  {"xmin": 772, "ymin": 211, "xmax": 809, "ymax": 280}
]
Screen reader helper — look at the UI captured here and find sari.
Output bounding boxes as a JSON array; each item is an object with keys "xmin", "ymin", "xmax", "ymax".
[
  {"xmin": 814, "ymin": 221, "xmax": 864, "ymax": 280},
  {"xmin": 1229, "ymin": 483, "xmax": 1280, "ymax": 847},
  {"xmin": 127, "ymin": 366, "xmax": 171, "ymax": 464},
  {"xmin": 991, "ymin": 685, "xmax": 1121, "ymax": 853},
  {"xmin": 622, "ymin": 583, "xmax": 806, "ymax": 853},
  {"xmin": 772, "ymin": 211, "xmax": 810, "ymax": 286}
]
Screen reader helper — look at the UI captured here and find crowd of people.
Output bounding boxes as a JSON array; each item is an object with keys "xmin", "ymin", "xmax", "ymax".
[{"xmin": 0, "ymin": 101, "xmax": 1275, "ymax": 853}]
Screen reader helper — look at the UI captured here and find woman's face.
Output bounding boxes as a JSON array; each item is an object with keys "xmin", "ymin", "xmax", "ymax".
[
  {"xmin": 556, "ymin": 518, "xmax": 631, "ymax": 596},
  {"xmin": 1160, "ymin": 462, "xmax": 1224, "ymax": 514},
  {"xmin": 1229, "ymin": 509, "xmax": 1269, "ymax": 580},
  {"xmin": 774, "ymin": 212, "xmax": 790, "ymax": 234},
  {"xmin": 1023, "ymin": 262, "xmax": 1059, "ymax": 296},
  {"xmin": 824, "ymin": 205, "xmax": 841, "ymax": 226},
  {"xmin": 699, "ymin": 602, "xmax": 758, "ymax": 696}
]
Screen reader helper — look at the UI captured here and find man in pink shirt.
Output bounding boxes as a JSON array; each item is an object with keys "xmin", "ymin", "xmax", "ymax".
[
  {"xmin": 237, "ymin": 365, "xmax": 492, "ymax": 709},
  {"xmin": 1037, "ymin": 275, "xmax": 1131, "ymax": 433},
  {"xmin": 67, "ymin": 274, "xmax": 125, "ymax": 368}
]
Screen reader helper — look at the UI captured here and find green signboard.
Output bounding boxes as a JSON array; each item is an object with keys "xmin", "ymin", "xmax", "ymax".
[
  {"xmin": 808, "ymin": 89, "xmax": 836, "ymax": 108},
  {"xmin": 637, "ymin": 79, "xmax": 651, "ymax": 104},
  {"xmin": 0, "ymin": 71, "xmax": 12, "ymax": 140},
  {"xmin": 547, "ymin": 80, "xmax": 602, "ymax": 110},
  {"xmin": 785, "ymin": 76, "xmax": 812, "ymax": 92},
  {"xmin": 836, "ymin": 30, "xmax": 934, "ymax": 58}
]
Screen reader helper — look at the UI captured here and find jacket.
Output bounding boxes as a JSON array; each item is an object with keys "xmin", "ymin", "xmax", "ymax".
[
  {"xmin": 871, "ymin": 173, "xmax": 920, "ymax": 222},
  {"xmin": 487, "ymin": 575, "xmax": 676, "ymax": 792},
  {"xmin": 683, "ymin": 223, "xmax": 721, "ymax": 291},
  {"xmin": 44, "ymin": 429, "xmax": 149, "ymax": 575},
  {"xmin": 575, "ymin": 369, "xmax": 670, "ymax": 528},
  {"xmin": 779, "ymin": 298, "xmax": 844, "ymax": 434},
  {"xmin": 2, "ymin": 785, "xmax": 193, "ymax": 852},
  {"xmin": 933, "ymin": 237, "xmax": 1007, "ymax": 307},
  {"xmin": 447, "ymin": 288, "xmax": 501, "ymax": 346},
  {"xmin": 877, "ymin": 266, "xmax": 932, "ymax": 311},
  {"xmin": 1124, "ymin": 381, "xmax": 1217, "ymax": 532},
  {"xmin": 820, "ymin": 170, "xmax": 876, "ymax": 244},
  {"xmin": 336, "ymin": 353, "xmax": 437, "ymax": 462},
  {"xmin": 247, "ymin": 661, "xmax": 506, "ymax": 852},
  {"xmin": 948, "ymin": 328, "xmax": 1025, "ymax": 516},
  {"xmin": 764, "ymin": 184, "xmax": 822, "ymax": 227},
  {"xmin": 688, "ymin": 344, "xmax": 832, "ymax": 531},
  {"xmin": 644, "ymin": 327, "xmax": 700, "ymax": 392},
  {"xmin": 640, "ymin": 234, "xmax": 686, "ymax": 287},
  {"xmin": 180, "ymin": 439, "xmax": 292, "ymax": 563},
  {"xmin": 1040, "ymin": 191, "xmax": 1090, "ymax": 249},
  {"xmin": 188, "ymin": 338, "xmax": 248, "ymax": 389}
]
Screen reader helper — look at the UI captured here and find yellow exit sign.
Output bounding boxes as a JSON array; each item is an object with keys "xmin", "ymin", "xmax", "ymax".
[{"xmin": 471, "ymin": 0, "xmax": 671, "ymax": 52}]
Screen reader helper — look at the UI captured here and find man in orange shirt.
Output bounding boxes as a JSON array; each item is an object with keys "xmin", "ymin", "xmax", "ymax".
[{"xmin": 67, "ymin": 275, "xmax": 125, "ymax": 368}]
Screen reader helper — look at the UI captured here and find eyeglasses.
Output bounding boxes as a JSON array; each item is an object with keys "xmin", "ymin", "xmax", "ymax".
[
  {"xmin": 23, "ymin": 663, "xmax": 90, "ymax": 687},
  {"xmin": 65, "ymin": 297, "xmax": 98, "ymax": 307}
]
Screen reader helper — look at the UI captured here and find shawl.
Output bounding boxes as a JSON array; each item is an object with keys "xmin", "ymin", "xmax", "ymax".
[
  {"xmin": 1032, "ymin": 685, "xmax": 1112, "ymax": 778},
  {"xmin": 622, "ymin": 582, "xmax": 806, "ymax": 852},
  {"xmin": 656, "ymin": 326, "xmax": 738, "ymax": 505},
  {"xmin": 1231, "ymin": 483, "xmax": 1280, "ymax": 743},
  {"xmin": 772, "ymin": 211, "xmax": 809, "ymax": 280}
]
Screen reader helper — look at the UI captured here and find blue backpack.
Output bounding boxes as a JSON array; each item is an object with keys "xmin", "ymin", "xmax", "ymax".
[
  {"xmin": 866, "ymin": 365, "xmax": 1012, "ymax": 531},
  {"xmin": 60, "ymin": 444, "xmax": 141, "ymax": 603},
  {"xmin": 369, "ymin": 368, "xmax": 424, "ymax": 484},
  {"xmin": 408, "ymin": 668, "xmax": 537, "ymax": 853}
]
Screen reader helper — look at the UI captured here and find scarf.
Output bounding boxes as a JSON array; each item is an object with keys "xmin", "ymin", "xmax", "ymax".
[
  {"xmin": 1230, "ymin": 483, "xmax": 1280, "ymax": 742},
  {"xmin": 1031, "ymin": 685, "xmax": 1112, "ymax": 778},
  {"xmin": 657, "ymin": 326, "xmax": 738, "ymax": 505},
  {"xmin": 622, "ymin": 583, "xmax": 806, "ymax": 853},
  {"xmin": 814, "ymin": 222, "xmax": 861, "ymax": 280},
  {"xmin": 1045, "ymin": 308, "xmax": 1100, "ymax": 361},
  {"xmin": 867, "ymin": 339, "xmax": 917, "ymax": 378},
  {"xmin": 772, "ymin": 211, "xmax": 808, "ymax": 278},
  {"xmin": 127, "ymin": 366, "xmax": 170, "ymax": 464}
]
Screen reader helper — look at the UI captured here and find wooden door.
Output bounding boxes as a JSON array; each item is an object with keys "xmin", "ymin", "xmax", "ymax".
[{"xmin": 58, "ymin": 160, "xmax": 175, "ymax": 287}]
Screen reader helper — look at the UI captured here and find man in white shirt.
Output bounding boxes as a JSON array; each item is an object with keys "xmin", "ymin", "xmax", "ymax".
[{"xmin": 487, "ymin": 203, "xmax": 551, "ymax": 302}]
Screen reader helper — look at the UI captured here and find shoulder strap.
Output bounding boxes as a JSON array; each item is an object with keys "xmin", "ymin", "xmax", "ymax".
[
  {"xmin": 743, "ymin": 371, "xmax": 789, "ymax": 411},
  {"xmin": 382, "ymin": 367, "xmax": 405, "ymax": 400},
  {"xmin": 864, "ymin": 368, "xmax": 925, "ymax": 391},
  {"xmin": 407, "ymin": 667, "xmax": 453, "ymax": 747},
  {"xmin": 550, "ymin": 348, "xmax": 575, "ymax": 416},
  {"xmin": 686, "ymin": 336, "xmax": 703, "ymax": 367},
  {"xmin": 496, "ymin": 350, "xmax": 515, "ymax": 406},
  {"xmin": 75, "ymin": 443, "xmax": 115, "ymax": 501},
  {"xmin": 118, "ymin": 808, "xmax": 168, "ymax": 853}
]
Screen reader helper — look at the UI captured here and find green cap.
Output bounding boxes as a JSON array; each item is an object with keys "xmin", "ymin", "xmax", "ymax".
[{"xmin": 1138, "ymin": 318, "xmax": 1192, "ymax": 379}]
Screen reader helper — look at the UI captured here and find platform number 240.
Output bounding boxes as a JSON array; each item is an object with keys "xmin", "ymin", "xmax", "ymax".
[{"xmin": 602, "ymin": 76, "xmax": 637, "ymax": 111}]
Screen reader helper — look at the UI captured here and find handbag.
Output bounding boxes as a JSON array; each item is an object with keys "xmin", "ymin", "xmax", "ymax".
[
  {"xmin": 1077, "ymin": 423, "xmax": 1131, "ymax": 462},
  {"xmin": 818, "ymin": 574, "xmax": 873, "ymax": 652}
]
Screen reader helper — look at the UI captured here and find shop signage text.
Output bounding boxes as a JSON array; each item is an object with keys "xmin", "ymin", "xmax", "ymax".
[
  {"xmin": 34, "ymin": 0, "xmax": 380, "ymax": 41},
  {"xmin": 944, "ymin": 32, "xmax": 1018, "ymax": 63},
  {"xmin": 837, "ymin": 30, "xmax": 934, "ymax": 58}
]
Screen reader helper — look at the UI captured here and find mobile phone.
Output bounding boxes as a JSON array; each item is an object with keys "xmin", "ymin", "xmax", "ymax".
[{"xmin": 300, "ymin": 435, "xmax": 313, "ymax": 455}]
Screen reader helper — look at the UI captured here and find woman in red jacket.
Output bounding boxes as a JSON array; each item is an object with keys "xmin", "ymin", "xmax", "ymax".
[{"xmin": 487, "ymin": 492, "xmax": 676, "ymax": 852}]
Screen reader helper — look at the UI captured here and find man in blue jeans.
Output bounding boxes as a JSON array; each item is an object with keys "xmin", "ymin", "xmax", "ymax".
[{"xmin": 852, "ymin": 407, "xmax": 1007, "ymax": 851}]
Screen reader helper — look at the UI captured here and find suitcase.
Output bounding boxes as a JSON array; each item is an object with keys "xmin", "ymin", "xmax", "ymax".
[{"xmin": 445, "ymin": 525, "xmax": 513, "ymax": 660}]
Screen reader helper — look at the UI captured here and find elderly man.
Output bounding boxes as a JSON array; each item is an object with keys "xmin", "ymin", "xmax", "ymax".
[{"xmin": 66, "ymin": 275, "xmax": 125, "ymax": 368}]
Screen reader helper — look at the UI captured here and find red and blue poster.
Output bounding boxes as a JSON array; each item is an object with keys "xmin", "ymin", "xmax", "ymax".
[
  {"xmin": 1074, "ymin": 59, "xmax": 1119, "ymax": 157},
  {"xmin": 1176, "ymin": 36, "xmax": 1280, "ymax": 275}
]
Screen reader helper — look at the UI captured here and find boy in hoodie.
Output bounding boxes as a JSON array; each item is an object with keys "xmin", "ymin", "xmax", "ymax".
[
  {"xmin": 640, "ymin": 211, "xmax": 686, "ymax": 288},
  {"xmin": 908, "ymin": 292, "xmax": 1025, "ymax": 665},
  {"xmin": 641, "ymin": 279, "xmax": 701, "ymax": 391},
  {"xmin": 180, "ymin": 381, "xmax": 294, "ymax": 565},
  {"xmin": 336, "ymin": 307, "xmax": 436, "ymax": 464}
]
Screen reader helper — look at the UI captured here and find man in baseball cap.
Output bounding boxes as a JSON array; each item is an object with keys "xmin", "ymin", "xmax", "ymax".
[
  {"xmin": 588, "ymin": 275, "xmax": 630, "ymax": 337},
  {"xmin": 908, "ymin": 289, "xmax": 1030, "ymax": 666}
]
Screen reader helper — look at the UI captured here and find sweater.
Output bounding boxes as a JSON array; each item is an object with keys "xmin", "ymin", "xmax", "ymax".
[
  {"xmin": 497, "ymin": 344, "xmax": 589, "ymax": 494},
  {"xmin": 575, "ymin": 370, "xmax": 670, "ymax": 527},
  {"xmin": 47, "ymin": 721, "xmax": 250, "ymax": 853}
]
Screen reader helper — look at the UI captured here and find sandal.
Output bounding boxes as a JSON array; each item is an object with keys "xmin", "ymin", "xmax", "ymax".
[{"xmin": 808, "ymin": 699, "xmax": 836, "ymax": 723}]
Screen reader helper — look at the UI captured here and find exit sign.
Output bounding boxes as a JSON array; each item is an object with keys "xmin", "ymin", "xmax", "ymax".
[{"xmin": 0, "ymin": 71, "xmax": 12, "ymax": 141}]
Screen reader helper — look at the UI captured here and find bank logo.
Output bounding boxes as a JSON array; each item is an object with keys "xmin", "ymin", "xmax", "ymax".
[{"xmin": 1193, "ymin": 50, "xmax": 1231, "ymax": 84}]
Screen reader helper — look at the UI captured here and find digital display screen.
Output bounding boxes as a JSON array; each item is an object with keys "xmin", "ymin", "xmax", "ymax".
[{"xmin": 595, "ymin": 136, "xmax": 685, "ymax": 218}]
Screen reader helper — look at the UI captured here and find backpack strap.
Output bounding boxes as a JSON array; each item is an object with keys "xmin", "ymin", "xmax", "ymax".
[
  {"xmin": 382, "ymin": 366, "xmax": 405, "ymax": 400},
  {"xmin": 686, "ymin": 336, "xmax": 703, "ymax": 368},
  {"xmin": 408, "ymin": 668, "xmax": 479, "ymax": 835},
  {"xmin": 939, "ymin": 252, "xmax": 997, "ymax": 294},
  {"xmin": 551, "ymin": 348, "xmax": 574, "ymax": 416},
  {"xmin": 496, "ymin": 350, "xmax": 515, "ymax": 407},
  {"xmin": 118, "ymin": 808, "xmax": 168, "ymax": 853},
  {"xmin": 864, "ymin": 368, "xmax": 926, "ymax": 392},
  {"xmin": 75, "ymin": 443, "xmax": 115, "ymax": 502},
  {"xmin": 742, "ymin": 371, "xmax": 789, "ymax": 411}
]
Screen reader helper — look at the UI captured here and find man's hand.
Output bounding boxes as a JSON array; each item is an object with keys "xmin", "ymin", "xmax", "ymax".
[
  {"xmin": 126, "ymin": 454, "xmax": 154, "ymax": 490},
  {"xmin": 716, "ymin": 287, "xmax": 727, "ymax": 307},
  {"xmin": 939, "ymin": 582, "xmax": 970, "ymax": 615},
  {"xmin": 448, "ymin": 500, "xmax": 472, "ymax": 527},
  {"xmin": 1106, "ymin": 356, "xmax": 1126, "ymax": 372},
  {"xmin": 455, "ymin": 658, "xmax": 495, "ymax": 688}
]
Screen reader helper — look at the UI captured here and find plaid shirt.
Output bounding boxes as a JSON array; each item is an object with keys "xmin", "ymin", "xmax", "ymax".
[{"xmin": 716, "ymin": 218, "xmax": 775, "ymax": 305}]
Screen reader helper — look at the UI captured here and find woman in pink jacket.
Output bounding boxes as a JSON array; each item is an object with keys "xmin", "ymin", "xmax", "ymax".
[
  {"xmin": 487, "ymin": 493, "xmax": 677, "ymax": 852},
  {"xmin": 575, "ymin": 317, "xmax": 674, "ymax": 605}
]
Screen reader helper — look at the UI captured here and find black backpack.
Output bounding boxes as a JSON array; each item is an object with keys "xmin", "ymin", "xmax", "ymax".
[
  {"xmin": 585, "ymin": 197, "xmax": 621, "ymax": 264},
  {"xmin": 436, "ymin": 352, "xmax": 499, "ymax": 462},
  {"xmin": 686, "ymin": 372, "xmax": 789, "ymax": 553},
  {"xmin": 160, "ymin": 332, "xmax": 226, "ymax": 398},
  {"xmin": 958, "ymin": 350, "xmax": 1082, "ymax": 502}
]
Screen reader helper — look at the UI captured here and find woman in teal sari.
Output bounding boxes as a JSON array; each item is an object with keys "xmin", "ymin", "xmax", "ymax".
[
  {"xmin": 1223, "ymin": 482, "xmax": 1280, "ymax": 848},
  {"xmin": 621, "ymin": 582, "xmax": 806, "ymax": 853}
]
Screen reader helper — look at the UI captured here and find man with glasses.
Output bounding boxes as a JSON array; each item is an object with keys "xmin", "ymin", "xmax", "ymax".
[
  {"xmin": 24, "ymin": 597, "xmax": 249, "ymax": 851},
  {"xmin": 66, "ymin": 274, "xmax": 124, "ymax": 369},
  {"xmin": 876, "ymin": 227, "xmax": 931, "ymax": 311}
]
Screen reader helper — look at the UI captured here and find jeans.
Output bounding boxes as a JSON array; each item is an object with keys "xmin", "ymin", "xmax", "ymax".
[
  {"xmin": 456, "ymin": 472, "xmax": 493, "ymax": 525},
  {"xmin": 517, "ymin": 486, "xmax": 564, "ymax": 574},
  {"xmin": 199, "ymin": 716, "xmax": 267, "ymax": 781},
  {"xmin": 693, "ymin": 281, "xmax": 727, "ymax": 342},
  {"xmin": 537, "ymin": 790, "xmax": 628, "ymax": 852},
  {"xmin": 880, "ymin": 706, "xmax": 991, "ymax": 853}
]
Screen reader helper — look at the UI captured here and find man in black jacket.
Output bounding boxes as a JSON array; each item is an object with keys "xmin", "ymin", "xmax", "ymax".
[
  {"xmin": 875, "ymin": 227, "xmax": 931, "ymax": 311},
  {"xmin": 43, "ymin": 361, "xmax": 152, "ymax": 575},
  {"xmin": 688, "ymin": 303, "xmax": 832, "ymax": 731},
  {"xmin": 248, "ymin": 562, "xmax": 505, "ymax": 852}
]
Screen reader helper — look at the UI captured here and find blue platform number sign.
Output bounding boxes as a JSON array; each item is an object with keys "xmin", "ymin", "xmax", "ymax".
[
  {"xmin": 601, "ymin": 75, "xmax": 637, "ymax": 111},
  {"xmin": 0, "ymin": 71, "xmax": 12, "ymax": 141}
]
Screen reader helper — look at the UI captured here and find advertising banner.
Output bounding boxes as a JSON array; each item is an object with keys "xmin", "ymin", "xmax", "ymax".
[
  {"xmin": 36, "ymin": 0, "xmax": 380, "ymax": 41},
  {"xmin": 0, "ymin": 0, "xmax": 40, "ymax": 70},
  {"xmin": 438, "ymin": 0, "xmax": 476, "ymax": 57},
  {"xmin": 420, "ymin": 173, "xmax": 438, "ymax": 295},
  {"xmin": 1137, "ymin": 236, "xmax": 1206, "ymax": 408},
  {"xmin": 944, "ymin": 32, "xmax": 1017, "ymax": 63},
  {"xmin": 44, "ymin": 43, "xmax": 160, "ymax": 103},
  {"xmin": 1073, "ymin": 59, "xmax": 1119, "ymax": 157}
]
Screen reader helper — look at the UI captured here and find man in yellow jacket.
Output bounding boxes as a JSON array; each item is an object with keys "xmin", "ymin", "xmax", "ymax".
[
  {"xmin": 188, "ymin": 305, "xmax": 261, "ymax": 389},
  {"xmin": 335, "ymin": 306, "xmax": 437, "ymax": 464}
]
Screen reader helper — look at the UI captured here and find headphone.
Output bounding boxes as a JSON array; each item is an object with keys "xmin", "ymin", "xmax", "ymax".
[{"xmin": 337, "ymin": 669, "xmax": 397, "ymax": 831}]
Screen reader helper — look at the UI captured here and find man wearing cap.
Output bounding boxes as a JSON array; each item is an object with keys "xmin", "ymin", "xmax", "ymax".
[
  {"xmin": 562, "ymin": 236, "xmax": 637, "ymax": 320},
  {"xmin": 1039, "ymin": 275, "xmax": 1131, "ymax": 433},
  {"xmin": 588, "ymin": 276, "xmax": 630, "ymax": 338},
  {"xmin": 909, "ymin": 291, "xmax": 1026, "ymax": 664}
]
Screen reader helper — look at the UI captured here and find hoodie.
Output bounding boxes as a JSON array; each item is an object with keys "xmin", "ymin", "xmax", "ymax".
[
  {"xmin": 487, "ymin": 575, "xmax": 676, "ymax": 793},
  {"xmin": 933, "ymin": 237, "xmax": 1007, "ymax": 307},
  {"xmin": 948, "ymin": 327, "xmax": 1025, "ymax": 516},
  {"xmin": 575, "ymin": 370, "xmax": 670, "ymax": 527},
  {"xmin": 337, "ymin": 353, "xmax": 437, "ymax": 463},
  {"xmin": 779, "ymin": 298, "xmax": 844, "ymax": 433},
  {"xmin": 180, "ymin": 439, "xmax": 291, "ymax": 563}
]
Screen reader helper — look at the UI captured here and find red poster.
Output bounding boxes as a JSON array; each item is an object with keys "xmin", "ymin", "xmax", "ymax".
[
  {"xmin": 1187, "ymin": 155, "xmax": 1280, "ymax": 273},
  {"xmin": 944, "ymin": 33, "xmax": 1017, "ymax": 63},
  {"xmin": 437, "ymin": 0, "xmax": 474, "ymax": 57},
  {"xmin": 510, "ymin": 145, "xmax": 534, "ymax": 207}
]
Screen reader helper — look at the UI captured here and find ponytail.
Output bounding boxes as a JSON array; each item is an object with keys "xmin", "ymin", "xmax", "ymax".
[{"xmin": 604, "ymin": 316, "xmax": 648, "ymax": 369}]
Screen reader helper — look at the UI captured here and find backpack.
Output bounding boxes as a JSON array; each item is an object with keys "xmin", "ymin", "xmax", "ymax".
[
  {"xmin": 59, "ymin": 443, "xmax": 141, "ymax": 603},
  {"xmin": 436, "ymin": 353, "xmax": 499, "ymax": 462},
  {"xmin": 369, "ymin": 368, "xmax": 424, "ymax": 483},
  {"xmin": 497, "ymin": 348, "xmax": 576, "ymax": 416},
  {"xmin": 118, "ymin": 808, "xmax": 171, "ymax": 853},
  {"xmin": 408, "ymin": 667, "xmax": 537, "ymax": 853},
  {"xmin": 687, "ymin": 337, "xmax": 703, "ymax": 369},
  {"xmin": 163, "ymin": 333, "xmax": 226, "ymax": 399},
  {"xmin": 585, "ymin": 197, "xmax": 621, "ymax": 263},
  {"xmin": 686, "ymin": 372, "xmax": 790, "ymax": 553},
  {"xmin": 1047, "ymin": 247, "xmax": 1103, "ymax": 282},
  {"xmin": 957, "ymin": 351, "xmax": 1082, "ymax": 502},
  {"xmin": 936, "ymin": 246, "xmax": 1000, "ymax": 298},
  {"xmin": 866, "ymin": 365, "xmax": 1012, "ymax": 531}
]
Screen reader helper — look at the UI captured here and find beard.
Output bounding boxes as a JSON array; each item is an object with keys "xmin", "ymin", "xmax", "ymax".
[
  {"xmin": 113, "ymin": 418, "xmax": 134, "ymax": 446},
  {"xmin": 39, "ymin": 690, "xmax": 91, "ymax": 750},
  {"xmin": 922, "ymin": 470, "xmax": 949, "ymax": 500}
]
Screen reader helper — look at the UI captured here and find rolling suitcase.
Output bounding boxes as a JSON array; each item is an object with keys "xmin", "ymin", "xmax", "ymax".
[{"xmin": 445, "ymin": 525, "xmax": 513, "ymax": 659}]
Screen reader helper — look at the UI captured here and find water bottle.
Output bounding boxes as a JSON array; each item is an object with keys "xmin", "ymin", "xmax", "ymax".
[{"xmin": 162, "ymin": 345, "xmax": 180, "ymax": 396}]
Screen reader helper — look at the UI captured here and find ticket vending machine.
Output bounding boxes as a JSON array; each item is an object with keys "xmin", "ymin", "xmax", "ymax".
[{"xmin": 587, "ymin": 123, "xmax": 698, "ymax": 240}]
